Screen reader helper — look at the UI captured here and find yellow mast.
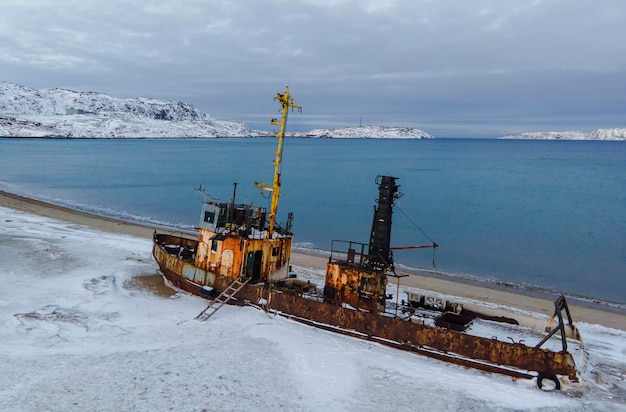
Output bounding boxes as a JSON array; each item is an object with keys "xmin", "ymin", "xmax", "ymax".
[{"xmin": 255, "ymin": 86, "xmax": 301, "ymax": 237}]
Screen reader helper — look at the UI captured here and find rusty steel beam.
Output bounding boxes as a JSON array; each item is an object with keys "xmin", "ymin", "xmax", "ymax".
[
  {"xmin": 235, "ymin": 288, "xmax": 578, "ymax": 381},
  {"xmin": 272, "ymin": 311, "xmax": 535, "ymax": 380}
]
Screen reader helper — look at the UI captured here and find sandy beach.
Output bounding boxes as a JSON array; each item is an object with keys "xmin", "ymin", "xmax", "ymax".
[{"xmin": 2, "ymin": 189, "xmax": 624, "ymax": 331}]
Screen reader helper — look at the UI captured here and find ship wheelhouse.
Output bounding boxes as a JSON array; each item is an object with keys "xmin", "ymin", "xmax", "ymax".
[{"xmin": 195, "ymin": 200, "xmax": 292, "ymax": 283}]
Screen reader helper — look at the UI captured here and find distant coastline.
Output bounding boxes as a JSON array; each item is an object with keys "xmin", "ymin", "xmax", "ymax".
[
  {"xmin": 1, "ymin": 80, "xmax": 432, "ymax": 139},
  {"xmin": 501, "ymin": 128, "xmax": 626, "ymax": 141},
  {"xmin": 288, "ymin": 125, "xmax": 433, "ymax": 139},
  {"xmin": 3, "ymin": 80, "xmax": 624, "ymax": 140}
]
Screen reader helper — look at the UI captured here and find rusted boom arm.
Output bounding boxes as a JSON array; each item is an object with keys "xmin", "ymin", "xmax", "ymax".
[{"xmin": 390, "ymin": 243, "xmax": 438, "ymax": 250}]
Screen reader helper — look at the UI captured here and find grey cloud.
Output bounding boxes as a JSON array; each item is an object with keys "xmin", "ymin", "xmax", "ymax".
[{"xmin": 1, "ymin": 0, "xmax": 625, "ymax": 137}]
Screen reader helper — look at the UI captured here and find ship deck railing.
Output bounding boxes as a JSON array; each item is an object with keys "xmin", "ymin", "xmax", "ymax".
[
  {"xmin": 154, "ymin": 231, "xmax": 198, "ymax": 262},
  {"xmin": 328, "ymin": 240, "xmax": 371, "ymax": 267}
]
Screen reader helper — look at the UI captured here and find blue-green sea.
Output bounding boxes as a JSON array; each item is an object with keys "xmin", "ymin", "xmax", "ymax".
[{"xmin": 1, "ymin": 137, "xmax": 624, "ymax": 304}]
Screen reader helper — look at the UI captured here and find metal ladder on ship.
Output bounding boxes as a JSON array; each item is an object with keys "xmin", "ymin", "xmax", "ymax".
[{"xmin": 195, "ymin": 278, "xmax": 251, "ymax": 321}]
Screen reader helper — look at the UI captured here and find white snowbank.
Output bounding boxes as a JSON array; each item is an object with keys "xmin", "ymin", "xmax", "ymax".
[{"xmin": 1, "ymin": 206, "xmax": 624, "ymax": 411}]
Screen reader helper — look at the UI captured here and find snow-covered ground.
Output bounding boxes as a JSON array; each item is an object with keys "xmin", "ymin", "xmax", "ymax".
[{"xmin": 1, "ymin": 206, "xmax": 625, "ymax": 411}]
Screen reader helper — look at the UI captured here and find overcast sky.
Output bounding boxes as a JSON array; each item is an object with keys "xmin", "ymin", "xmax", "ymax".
[{"xmin": 2, "ymin": 0, "xmax": 625, "ymax": 137}]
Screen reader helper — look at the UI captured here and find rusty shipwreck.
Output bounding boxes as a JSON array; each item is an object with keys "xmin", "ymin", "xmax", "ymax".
[{"xmin": 153, "ymin": 87, "xmax": 585, "ymax": 392}]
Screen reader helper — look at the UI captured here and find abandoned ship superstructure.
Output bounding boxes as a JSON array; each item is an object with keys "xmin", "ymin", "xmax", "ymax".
[
  {"xmin": 153, "ymin": 87, "xmax": 585, "ymax": 392},
  {"xmin": 153, "ymin": 86, "xmax": 300, "ymax": 297},
  {"xmin": 324, "ymin": 175, "xmax": 418, "ymax": 314}
]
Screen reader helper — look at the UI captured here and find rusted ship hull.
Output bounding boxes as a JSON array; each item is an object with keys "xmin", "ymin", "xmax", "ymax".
[
  {"xmin": 153, "ymin": 234, "xmax": 579, "ymax": 384},
  {"xmin": 153, "ymin": 232, "xmax": 250, "ymax": 296}
]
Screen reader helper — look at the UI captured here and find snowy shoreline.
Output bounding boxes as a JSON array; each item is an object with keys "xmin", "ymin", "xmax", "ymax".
[{"xmin": 1, "ymin": 188, "xmax": 625, "ymax": 329}]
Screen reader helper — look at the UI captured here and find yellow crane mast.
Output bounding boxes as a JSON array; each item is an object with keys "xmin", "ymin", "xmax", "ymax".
[{"xmin": 255, "ymin": 86, "xmax": 301, "ymax": 237}]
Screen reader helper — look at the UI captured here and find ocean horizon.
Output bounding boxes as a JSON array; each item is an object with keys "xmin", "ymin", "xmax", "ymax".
[{"xmin": 1, "ymin": 137, "xmax": 624, "ymax": 305}]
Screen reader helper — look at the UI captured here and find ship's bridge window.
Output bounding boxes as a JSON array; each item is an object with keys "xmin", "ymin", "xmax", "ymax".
[
  {"xmin": 204, "ymin": 211, "xmax": 215, "ymax": 224},
  {"xmin": 272, "ymin": 246, "xmax": 280, "ymax": 256},
  {"xmin": 211, "ymin": 240, "xmax": 218, "ymax": 252}
]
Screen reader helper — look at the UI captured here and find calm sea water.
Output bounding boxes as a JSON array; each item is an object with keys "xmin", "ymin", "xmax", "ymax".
[{"xmin": 1, "ymin": 137, "xmax": 624, "ymax": 304}]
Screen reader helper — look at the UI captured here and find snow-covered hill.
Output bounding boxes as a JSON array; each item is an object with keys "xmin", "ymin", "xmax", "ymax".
[
  {"xmin": 0, "ymin": 81, "xmax": 251, "ymax": 138},
  {"xmin": 302, "ymin": 125, "xmax": 434, "ymax": 139},
  {"xmin": 1, "ymin": 81, "xmax": 435, "ymax": 139},
  {"xmin": 502, "ymin": 129, "xmax": 626, "ymax": 141}
]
